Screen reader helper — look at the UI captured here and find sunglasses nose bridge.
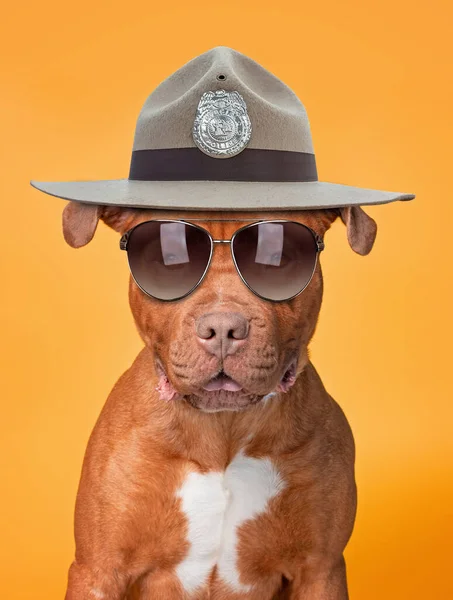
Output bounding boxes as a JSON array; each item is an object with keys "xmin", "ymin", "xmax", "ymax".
[
  {"xmin": 210, "ymin": 239, "xmax": 241, "ymax": 275},
  {"xmin": 202, "ymin": 239, "xmax": 235, "ymax": 278}
]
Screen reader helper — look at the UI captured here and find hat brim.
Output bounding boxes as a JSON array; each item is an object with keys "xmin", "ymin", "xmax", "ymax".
[{"xmin": 29, "ymin": 178, "xmax": 415, "ymax": 211}]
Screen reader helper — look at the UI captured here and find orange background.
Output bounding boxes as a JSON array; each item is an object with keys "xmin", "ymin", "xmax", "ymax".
[{"xmin": 1, "ymin": 1, "xmax": 452, "ymax": 598}]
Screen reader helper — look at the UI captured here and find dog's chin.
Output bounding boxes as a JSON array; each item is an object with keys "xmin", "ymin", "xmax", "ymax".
[{"xmin": 184, "ymin": 390, "xmax": 266, "ymax": 413}]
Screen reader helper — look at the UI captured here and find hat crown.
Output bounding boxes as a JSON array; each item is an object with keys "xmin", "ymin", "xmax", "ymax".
[
  {"xmin": 31, "ymin": 45, "xmax": 415, "ymax": 210},
  {"xmin": 132, "ymin": 46, "xmax": 315, "ymax": 154}
]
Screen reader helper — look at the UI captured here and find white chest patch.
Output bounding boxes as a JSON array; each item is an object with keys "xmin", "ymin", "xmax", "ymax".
[{"xmin": 175, "ymin": 450, "xmax": 285, "ymax": 594}]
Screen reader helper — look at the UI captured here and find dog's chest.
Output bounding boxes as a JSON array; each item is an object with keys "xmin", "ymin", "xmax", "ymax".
[{"xmin": 174, "ymin": 449, "xmax": 285, "ymax": 595}]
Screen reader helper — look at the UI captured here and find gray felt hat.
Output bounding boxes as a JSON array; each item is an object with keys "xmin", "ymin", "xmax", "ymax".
[{"xmin": 30, "ymin": 46, "xmax": 415, "ymax": 211}]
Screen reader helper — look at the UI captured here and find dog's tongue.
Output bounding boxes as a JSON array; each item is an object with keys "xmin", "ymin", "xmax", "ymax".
[{"xmin": 203, "ymin": 374, "xmax": 243, "ymax": 392}]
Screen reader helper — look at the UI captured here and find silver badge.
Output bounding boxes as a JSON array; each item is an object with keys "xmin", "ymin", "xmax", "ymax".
[{"xmin": 193, "ymin": 90, "xmax": 252, "ymax": 158}]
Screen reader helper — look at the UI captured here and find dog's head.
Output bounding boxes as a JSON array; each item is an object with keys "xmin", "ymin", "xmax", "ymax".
[{"xmin": 62, "ymin": 202, "xmax": 377, "ymax": 412}]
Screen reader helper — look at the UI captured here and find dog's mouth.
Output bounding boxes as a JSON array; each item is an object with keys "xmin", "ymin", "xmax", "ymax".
[
  {"xmin": 154, "ymin": 358, "xmax": 298, "ymax": 412},
  {"xmin": 201, "ymin": 369, "xmax": 243, "ymax": 393}
]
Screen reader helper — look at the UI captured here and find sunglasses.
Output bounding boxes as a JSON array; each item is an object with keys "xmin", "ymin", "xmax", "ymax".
[{"xmin": 119, "ymin": 219, "xmax": 325, "ymax": 302}]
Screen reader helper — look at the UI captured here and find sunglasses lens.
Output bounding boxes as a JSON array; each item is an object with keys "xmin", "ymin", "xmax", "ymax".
[
  {"xmin": 126, "ymin": 221, "xmax": 211, "ymax": 300},
  {"xmin": 232, "ymin": 222, "xmax": 319, "ymax": 301}
]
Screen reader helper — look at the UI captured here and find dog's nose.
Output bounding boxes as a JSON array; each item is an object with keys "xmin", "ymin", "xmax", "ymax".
[{"xmin": 195, "ymin": 312, "xmax": 249, "ymax": 359}]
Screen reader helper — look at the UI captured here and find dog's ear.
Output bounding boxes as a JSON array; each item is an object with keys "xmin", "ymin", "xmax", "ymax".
[
  {"xmin": 62, "ymin": 201, "xmax": 142, "ymax": 248},
  {"xmin": 62, "ymin": 201, "xmax": 101, "ymax": 248},
  {"xmin": 338, "ymin": 205, "xmax": 377, "ymax": 255}
]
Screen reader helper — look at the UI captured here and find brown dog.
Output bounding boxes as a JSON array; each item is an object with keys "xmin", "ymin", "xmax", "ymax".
[{"xmin": 61, "ymin": 201, "xmax": 377, "ymax": 600}]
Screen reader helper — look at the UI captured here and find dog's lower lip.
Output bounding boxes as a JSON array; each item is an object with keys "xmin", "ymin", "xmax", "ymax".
[{"xmin": 202, "ymin": 373, "xmax": 243, "ymax": 392}]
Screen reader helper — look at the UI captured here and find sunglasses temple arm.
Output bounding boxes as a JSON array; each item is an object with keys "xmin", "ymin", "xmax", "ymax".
[
  {"xmin": 119, "ymin": 232, "xmax": 130, "ymax": 251},
  {"xmin": 314, "ymin": 234, "xmax": 325, "ymax": 252}
]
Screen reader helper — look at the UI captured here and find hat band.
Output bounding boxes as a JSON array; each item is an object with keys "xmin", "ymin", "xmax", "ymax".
[{"xmin": 128, "ymin": 148, "xmax": 318, "ymax": 182}]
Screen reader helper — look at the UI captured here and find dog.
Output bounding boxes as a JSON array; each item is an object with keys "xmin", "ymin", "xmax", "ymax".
[{"xmin": 61, "ymin": 199, "xmax": 377, "ymax": 600}]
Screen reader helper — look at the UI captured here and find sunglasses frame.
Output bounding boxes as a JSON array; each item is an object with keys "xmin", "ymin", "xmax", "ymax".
[{"xmin": 120, "ymin": 219, "xmax": 325, "ymax": 303}]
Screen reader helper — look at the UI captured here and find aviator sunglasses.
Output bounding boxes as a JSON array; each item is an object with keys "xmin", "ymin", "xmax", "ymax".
[{"xmin": 119, "ymin": 219, "xmax": 325, "ymax": 303}]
